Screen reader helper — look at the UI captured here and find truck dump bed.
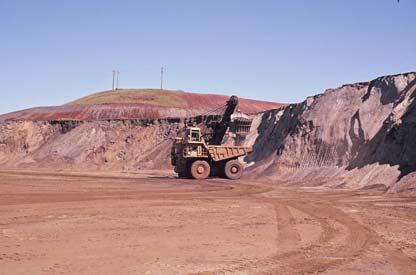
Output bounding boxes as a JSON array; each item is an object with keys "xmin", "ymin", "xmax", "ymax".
[{"xmin": 207, "ymin": 146, "xmax": 253, "ymax": 162}]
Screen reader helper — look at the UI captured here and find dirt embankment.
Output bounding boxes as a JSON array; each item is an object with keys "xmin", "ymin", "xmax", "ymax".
[
  {"xmin": 0, "ymin": 119, "xmax": 178, "ymax": 171},
  {"xmin": 0, "ymin": 73, "xmax": 415, "ymax": 194},
  {"xmin": 243, "ymin": 72, "xmax": 416, "ymax": 194}
]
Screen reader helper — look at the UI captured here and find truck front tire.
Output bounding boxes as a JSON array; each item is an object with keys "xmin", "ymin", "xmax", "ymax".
[{"xmin": 190, "ymin": 160, "xmax": 211, "ymax": 179}]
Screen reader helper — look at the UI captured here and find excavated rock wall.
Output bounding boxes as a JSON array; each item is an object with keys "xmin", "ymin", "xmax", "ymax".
[
  {"xmin": 0, "ymin": 119, "xmax": 180, "ymax": 170},
  {"xmin": 242, "ymin": 72, "xmax": 416, "ymax": 194}
]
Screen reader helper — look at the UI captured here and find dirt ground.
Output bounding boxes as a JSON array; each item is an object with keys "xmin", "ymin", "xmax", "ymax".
[{"xmin": 0, "ymin": 169, "xmax": 416, "ymax": 275}]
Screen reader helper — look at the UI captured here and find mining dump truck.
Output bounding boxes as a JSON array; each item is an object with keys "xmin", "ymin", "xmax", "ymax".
[
  {"xmin": 171, "ymin": 95, "xmax": 253, "ymax": 180},
  {"xmin": 171, "ymin": 127, "xmax": 252, "ymax": 179}
]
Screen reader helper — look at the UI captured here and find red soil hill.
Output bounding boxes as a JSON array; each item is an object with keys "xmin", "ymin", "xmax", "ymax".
[{"xmin": 0, "ymin": 89, "xmax": 285, "ymax": 121}]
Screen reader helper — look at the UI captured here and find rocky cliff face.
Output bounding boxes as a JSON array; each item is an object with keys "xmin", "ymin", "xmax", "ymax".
[
  {"xmin": 0, "ymin": 120, "xmax": 179, "ymax": 171},
  {"xmin": 243, "ymin": 72, "xmax": 416, "ymax": 194},
  {"xmin": 0, "ymin": 72, "xmax": 415, "ymax": 194}
]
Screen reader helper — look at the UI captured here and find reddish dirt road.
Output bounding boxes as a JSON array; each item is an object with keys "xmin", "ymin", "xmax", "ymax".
[{"xmin": 1, "ymin": 169, "xmax": 416, "ymax": 274}]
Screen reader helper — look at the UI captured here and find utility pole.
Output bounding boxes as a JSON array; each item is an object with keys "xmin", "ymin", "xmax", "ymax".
[
  {"xmin": 112, "ymin": 70, "xmax": 116, "ymax": 90},
  {"xmin": 116, "ymin": 70, "xmax": 120, "ymax": 90},
  {"xmin": 160, "ymin": 66, "xmax": 164, "ymax": 90}
]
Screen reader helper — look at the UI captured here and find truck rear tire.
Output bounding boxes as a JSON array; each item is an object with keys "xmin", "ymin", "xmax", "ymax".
[
  {"xmin": 190, "ymin": 160, "xmax": 211, "ymax": 179},
  {"xmin": 224, "ymin": 160, "xmax": 243, "ymax": 180}
]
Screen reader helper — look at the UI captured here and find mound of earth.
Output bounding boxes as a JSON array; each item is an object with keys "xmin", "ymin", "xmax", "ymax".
[
  {"xmin": 242, "ymin": 72, "xmax": 416, "ymax": 194},
  {"xmin": 0, "ymin": 89, "xmax": 284, "ymax": 121}
]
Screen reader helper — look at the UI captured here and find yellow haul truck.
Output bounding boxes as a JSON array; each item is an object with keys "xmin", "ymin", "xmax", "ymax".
[
  {"xmin": 171, "ymin": 127, "xmax": 252, "ymax": 179},
  {"xmin": 171, "ymin": 95, "xmax": 253, "ymax": 179}
]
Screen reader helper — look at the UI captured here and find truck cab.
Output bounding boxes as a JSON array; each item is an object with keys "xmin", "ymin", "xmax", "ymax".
[
  {"xmin": 171, "ymin": 127, "xmax": 208, "ymax": 164},
  {"xmin": 188, "ymin": 127, "xmax": 202, "ymax": 143}
]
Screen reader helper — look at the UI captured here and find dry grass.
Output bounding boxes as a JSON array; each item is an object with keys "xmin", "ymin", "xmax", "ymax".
[{"xmin": 67, "ymin": 89, "xmax": 187, "ymax": 107}]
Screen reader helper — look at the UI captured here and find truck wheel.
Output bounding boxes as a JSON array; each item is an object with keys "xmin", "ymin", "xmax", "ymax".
[
  {"xmin": 224, "ymin": 160, "xmax": 243, "ymax": 180},
  {"xmin": 190, "ymin": 160, "xmax": 211, "ymax": 179}
]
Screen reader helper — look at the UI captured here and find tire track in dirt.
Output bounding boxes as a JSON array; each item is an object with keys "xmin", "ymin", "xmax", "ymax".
[
  {"xmin": 0, "ymin": 181, "xmax": 272, "ymax": 206},
  {"xmin": 193, "ymin": 186, "xmax": 378, "ymax": 274},
  {"xmin": 266, "ymin": 200, "xmax": 374, "ymax": 274},
  {"xmin": 273, "ymin": 203, "xmax": 301, "ymax": 248},
  {"xmin": 290, "ymin": 190, "xmax": 416, "ymax": 275},
  {"xmin": 253, "ymin": 193, "xmax": 416, "ymax": 274}
]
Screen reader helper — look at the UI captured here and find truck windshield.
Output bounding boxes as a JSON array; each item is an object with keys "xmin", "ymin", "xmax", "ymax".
[{"xmin": 190, "ymin": 131, "xmax": 200, "ymax": 141}]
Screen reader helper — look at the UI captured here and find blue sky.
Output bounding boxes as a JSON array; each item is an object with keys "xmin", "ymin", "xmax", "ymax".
[{"xmin": 1, "ymin": 0, "xmax": 414, "ymax": 114}]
